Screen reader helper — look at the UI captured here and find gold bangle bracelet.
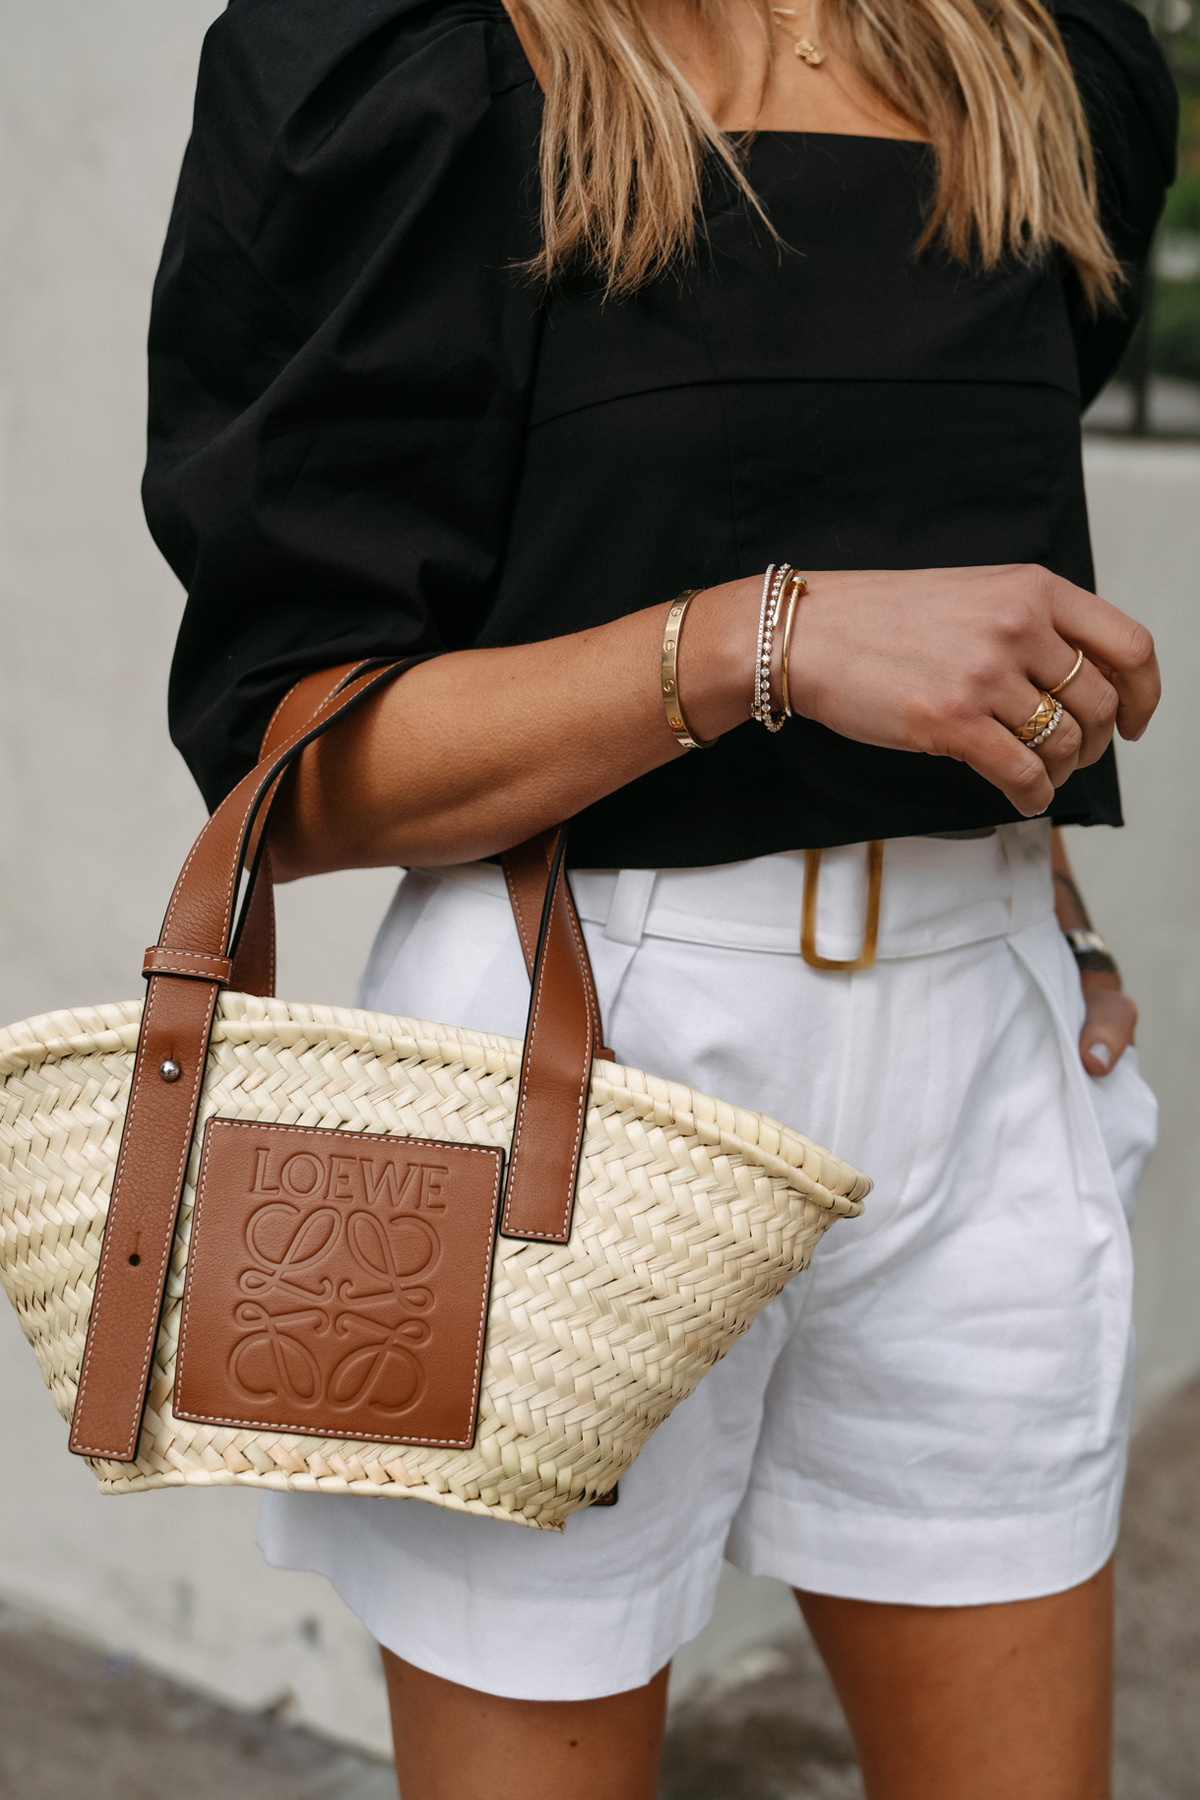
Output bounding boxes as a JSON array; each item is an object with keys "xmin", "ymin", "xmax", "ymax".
[
  {"xmin": 661, "ymin": 590, "xmax": 718, "ymax": 751},
  {"xmin": 779, "ymin": 573, "xmax": 808, "ymax": 721}
]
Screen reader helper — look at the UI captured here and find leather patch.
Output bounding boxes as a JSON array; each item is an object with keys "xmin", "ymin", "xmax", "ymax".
[{"xmin": 174, "ymin": 1120, "xmax": 504, "ymax": 1450}]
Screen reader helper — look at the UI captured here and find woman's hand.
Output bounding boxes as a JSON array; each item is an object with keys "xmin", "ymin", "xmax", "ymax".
[
  {"xmin": 772, "ymin": 563, "xmax": 1160, "ymax": 818},
  {"xmin": 1050, "ymin": 827, "xmax": 1135, "ymax": 1077},
  {"xmin": 1079, "ymin": 974, "xmax": 1137, "ymax": 1078}
]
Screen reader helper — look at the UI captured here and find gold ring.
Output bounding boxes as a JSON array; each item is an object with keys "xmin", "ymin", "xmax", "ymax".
[
  {"xmin": 1047, "ymin": 648, "xmax": 1084, "ymax": 696},
  {"xmin": 1014, "ymin": 692, "xmax": 1060, "ymax": 744},
  {"xmin": 1027, "ymin": 699, "xmax": 1064, "ymax": 749}
]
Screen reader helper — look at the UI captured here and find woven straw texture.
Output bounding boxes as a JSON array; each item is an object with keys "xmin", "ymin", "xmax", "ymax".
[{"xmin": 0, "ymin": 995, "xmax": 868, "ymax": 1530}]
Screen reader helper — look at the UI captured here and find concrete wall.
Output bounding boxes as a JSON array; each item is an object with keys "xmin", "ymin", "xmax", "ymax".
[
  {"xmin": 0, "ymin": 0, "xmax": 399, "ymax": 1756},
  {"xmin": 1071, "ymin": 441, "xmax": 1200, "ymax": 1418},
  {"xmin": 2, "ymin": 0, "xmax": 1198, "ymax": 1756}
]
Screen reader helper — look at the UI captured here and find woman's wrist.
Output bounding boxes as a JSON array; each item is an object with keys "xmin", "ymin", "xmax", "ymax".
[
  {"xmin": 1080, "ymin": 968, "xmax": 1122, "ymax": 993},
  {"xmin": 671, "ymin": 576, "xmax": 762, "ymax": 742},
  {"xmin": 1065, "ymin": 931, "xmax": 1121, "ymax": 985},
  {"xmin": 1050, "ymin": 833, "xmax": 1123, "ymax": 990}
]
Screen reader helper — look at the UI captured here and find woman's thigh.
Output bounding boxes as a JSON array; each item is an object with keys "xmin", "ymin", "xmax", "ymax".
[
  {"xmin": 796, "ymin": 1561, "xmax": 1114, "ymax": 1800},
  {"xmin": 382, "ymin": 1651, "xmax": 670, "ymax": 1800},
  {"xmin": 379, "ymin": 1566, "xmax": 1112, "ymax": 1800}
]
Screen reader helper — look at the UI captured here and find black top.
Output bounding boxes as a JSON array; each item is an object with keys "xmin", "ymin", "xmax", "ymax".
[{"xmin": 146, "ymin": 0, "xmax": 1176, "ymax": 863}]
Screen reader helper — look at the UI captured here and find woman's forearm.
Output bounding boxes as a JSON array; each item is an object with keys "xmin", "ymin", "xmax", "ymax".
[
  {"xmin": 1050, "ymin": 828, "xmax": 1097, "ymax": 938},
  {"xmin": 272, "ymin": 562, "xmax": 1158, "ymax": 882},
  {"xmin": 271, "ymin": 580, "xmax": 762, "ymax": 879}
]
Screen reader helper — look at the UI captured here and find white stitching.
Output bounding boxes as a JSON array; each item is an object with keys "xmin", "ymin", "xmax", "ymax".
[
  {"xmin": 505, "ymin": 855, "xmax": 605, "ymax": 1050},
  {"xmin": 146, "ymin": 949, "xmax": 232, "ymax": 964},
  {"xmin": 72, "ymin": 981, "xmax": 218, "ymax": 1457},
  {"xmin": 144, "ymin": 961, "xmax": 232, "ymax": 981},
  {"xmin": 266, "ymin": 848, "xmax": 277, "ymax": 997},
  {"xmin": 260, "ymin": 685, "xmax": 298, "ymax": 750},
  {"xmin": 501, "ymin": 859, "xmax": 592, "ymax": 1242},
  {"xmin": 503, "ymin": 860, "xmax": 538, "ymax": 975},
  {"xmin": 566, "ymin": 880, "xmax": 606, "ymax": 1052},
  {"xmin": 261, "ymin": 663, "xmax": 357, "ymax": 756},
  {"xmin": 173, "ymin": 1119, "xmax": 502, "ymax": 1450},
  {"xmin": 161, "ymin": 665, "xmax": 390, "ymax": 957},
  {"xmin": 240, "ymin": 663, "xmax": 335, "ymax": 994}
]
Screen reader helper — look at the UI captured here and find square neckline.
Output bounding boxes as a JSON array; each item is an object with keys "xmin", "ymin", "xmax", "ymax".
[{"xmin": 496, "ymin": 8, "xmax": 931, "ymax": 146}]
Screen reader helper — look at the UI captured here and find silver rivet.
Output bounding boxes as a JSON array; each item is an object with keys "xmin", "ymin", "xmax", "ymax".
[{"xmin": 159, "ymin": 1059, "xmax": 181, "ymax": 1083}]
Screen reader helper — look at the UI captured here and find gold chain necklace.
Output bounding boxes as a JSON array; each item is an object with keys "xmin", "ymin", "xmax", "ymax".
[{"xmin": 770, "ymin": 7, "xmax": 826, "ymax": 64}]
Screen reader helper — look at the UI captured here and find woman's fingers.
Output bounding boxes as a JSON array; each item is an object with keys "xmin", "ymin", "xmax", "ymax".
[
  {"xmin": 1047, "ymin": 658, "xmax": 1118, "ymax": 767},
  {"xmin": 1036, "ymin": 708, "xmax": 1083, "ymax": 784},
  {"xmin": 1079, "ymin": 981, "xmax": 1137, "ymax": 1077},
  {"xmin": 959, "ymin": 717, "xmax": 1055, "ymax": 815},
  {"xmin": 995, "ymin": 676, "xmax": 1083, "ymax": 787},
  {"xmin": 789, "ymin": 565, "xmax": 1158, "ymax": 813},
  {"xmin": 1109, "ymin": 638, "xmax": 1160, "ymax": 741},
  {"xmin": 1050, "ymin": 584, "xmax": 1160, "ymax": 740},
  {"xmin": 1008, "ymin": 654, "xmax": 1117, "ymax": 774},
  {"xmin": 1001, "ymin": 638, "xmax": 1120, "ymax": 780}
]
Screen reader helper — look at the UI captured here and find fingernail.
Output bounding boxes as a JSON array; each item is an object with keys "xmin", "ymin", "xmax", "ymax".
[{"xmin": 1090, "ymin": 1042, "xmax": 1112, "ymax": 1069}]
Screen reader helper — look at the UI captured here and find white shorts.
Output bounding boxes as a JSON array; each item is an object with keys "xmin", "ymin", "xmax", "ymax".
[{"xmin": 258, "ymin": 823, "xmax": 1157, "ymax": 1701}]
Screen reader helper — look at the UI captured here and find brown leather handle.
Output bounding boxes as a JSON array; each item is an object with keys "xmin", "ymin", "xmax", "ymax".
[
  {"xmin": 234, "ymin": 670, "xmax": 611, "ymax": 1068},
  {"xmin": 503, "ymin": 829, "xmax": 613, "ymax": 1065},
  {"xmin": 70, "ymin": 660, "xmax": 608, "ymax": 1463}
]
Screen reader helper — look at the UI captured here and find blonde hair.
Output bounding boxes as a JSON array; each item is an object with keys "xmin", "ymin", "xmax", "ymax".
[{"xmin": 518, "ymin": 0, "xmax": 1120, "ymax": 304}]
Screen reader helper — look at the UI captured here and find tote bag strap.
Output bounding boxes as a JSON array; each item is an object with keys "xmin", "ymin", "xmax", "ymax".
[
  {"xmin": 70, "ymin": 660, "xmax": 602, "ymax": 1463},
  {"xmin": 234, "ymin": 667, "xmax": 613, "ymax": 1066}
]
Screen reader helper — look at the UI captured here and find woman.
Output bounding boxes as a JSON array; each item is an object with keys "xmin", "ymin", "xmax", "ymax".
[{"xmin": 145, "ymin": 0, "xmax": 1173, "ymax": 1791}]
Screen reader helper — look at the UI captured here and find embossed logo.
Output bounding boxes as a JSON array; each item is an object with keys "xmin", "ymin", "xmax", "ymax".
[{"xmin": 173, "ymin": 1120, "xmax": 504, "ymax": 1449}]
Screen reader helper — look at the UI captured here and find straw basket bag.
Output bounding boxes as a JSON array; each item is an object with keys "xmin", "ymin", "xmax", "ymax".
[{"xmin": 0, "ymin": 662, "xmax": 869, "ymax": 1530}]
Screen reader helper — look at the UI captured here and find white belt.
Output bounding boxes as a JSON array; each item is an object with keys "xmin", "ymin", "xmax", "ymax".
[
  {"xmin": 420, "ymin": 822, "xmax": 1053, "ymax": 966},
  {"xmin": 568, "ymin": 822, "xmax": 1053, "ymax": 964}
]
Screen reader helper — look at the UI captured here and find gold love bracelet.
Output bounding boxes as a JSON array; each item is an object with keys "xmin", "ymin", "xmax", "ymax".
[{"xmin": 661, "ymin": 590, "xmax": 718, "ymax": 751}]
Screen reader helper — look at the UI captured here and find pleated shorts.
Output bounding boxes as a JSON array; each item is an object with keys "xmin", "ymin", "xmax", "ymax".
[{"xmin": 257, "ymin": 821, "xmax": 1157, "ymax": 1700}]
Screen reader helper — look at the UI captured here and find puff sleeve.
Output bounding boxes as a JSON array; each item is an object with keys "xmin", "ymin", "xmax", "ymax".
[
  {"xmin": 144, "ymin": 0, "xmax": 544, "ymax": 810},
  {"xmin": 1054, "ymin": 0, "xmax": 1177, "ymax": 405}
]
